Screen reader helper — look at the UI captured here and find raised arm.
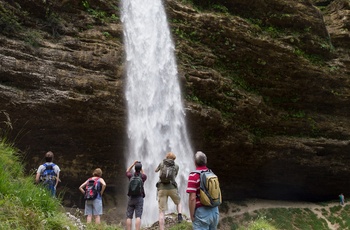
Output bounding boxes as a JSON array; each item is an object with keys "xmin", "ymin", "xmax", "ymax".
[
  {"xmin": 126, "ymin": 160, "xmax": 139, "ymax": 173},
  {"xmin": 155, "ymin": 163, "xmax": 161, "ymax": 172}
]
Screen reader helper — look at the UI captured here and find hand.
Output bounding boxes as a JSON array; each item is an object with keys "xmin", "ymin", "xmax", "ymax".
[{"xmin": 191, "ymin": 215, "xmax": 195, "ymax": 222}]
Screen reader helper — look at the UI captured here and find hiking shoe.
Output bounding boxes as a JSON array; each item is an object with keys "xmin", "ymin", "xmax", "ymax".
[{"xmin": 177, "ymin": 213, "xmax": 183, "ymax": 223}]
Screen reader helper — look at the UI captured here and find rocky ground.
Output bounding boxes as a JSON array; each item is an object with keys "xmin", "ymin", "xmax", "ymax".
[
  {"xmin": 222, "ymin": 199, "xmax": 343, "ymax": 230},
  {"xmin": 65, "ymin": 199, "xmax": 346, "ymax": 229}
]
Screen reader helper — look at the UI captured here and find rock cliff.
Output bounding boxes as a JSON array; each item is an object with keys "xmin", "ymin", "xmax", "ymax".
[{"xmin": 0, "ymin": 0, "xmax": 349, "ymax": 214}]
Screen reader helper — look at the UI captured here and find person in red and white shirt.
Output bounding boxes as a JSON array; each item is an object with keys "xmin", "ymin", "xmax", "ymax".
[{"xmin": 186, "ymin": 151, "xmax": 219, "ymax": 230}]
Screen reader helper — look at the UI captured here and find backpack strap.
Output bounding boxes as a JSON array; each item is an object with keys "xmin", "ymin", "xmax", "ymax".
[
  {"xmin": 135, "ymin": 173, "xmax": 143, "ymax": 182},
  {"xmin": 42, "ymin": 163, "xmax": 56, "ymax": 172},
  {"xmin": 93, "ymin": 177, "xmax": 100, "ymax": 185},
  {"xmin": 93, "ymin": 177, "xmax": 101, "ymax": 192},
  {"xmin": 88, "ymin": 177, "xmax": 100, "ymax": 184},
  {"xmin": 42, "ymin": 163, "xmax": 48, "ymax": 171},
  {"xmin": 191, "ymin": 169, "xmax": 210, "ymax": 199},
  {"xmin": 135, "ymin": 172, "xmax": 144, "ymax": 196},
  {"xmin": 192, "ymin": 169, "xmax": 210, "ymax": 174}
]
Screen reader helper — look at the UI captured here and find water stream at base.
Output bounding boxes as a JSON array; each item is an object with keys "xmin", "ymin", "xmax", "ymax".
[{"xmin": 121, "ymin": 0, "xmax": 194, "ymax": 226}]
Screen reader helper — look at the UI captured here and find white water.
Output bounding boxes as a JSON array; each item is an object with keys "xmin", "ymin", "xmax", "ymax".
[{"xmin": 121, "ymin": 0, "xmax": 194, "ymax": 226}]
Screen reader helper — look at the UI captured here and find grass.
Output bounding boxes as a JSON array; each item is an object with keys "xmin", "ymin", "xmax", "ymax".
[
  {"xmin": 0, "ymin": 134, "xmax": 275, "ymax": 230},
  {"xmin": 238, "ymin": 217, "xmax": 277, "ymax": 230},
  {"xmin": 0, "ymin": 137, "xmax": 122, "ymax": 230},
  {"xmin": 0, "ymin": 139, "xmax": 77, "ymax": 229},
  {"xmin": 169, "ymin": 221, "xmax": 193, "ymax": 230},
  {"xmin": 0, "ymin": 3, "xmax": 22, "ymax": 35},
  {"xmin": 223, "ymin": 204, "xmax": 350, "ymax": 230},
  {"xmin": 3, "ymin": 129, "xmax": 350, "ymax": 230}
]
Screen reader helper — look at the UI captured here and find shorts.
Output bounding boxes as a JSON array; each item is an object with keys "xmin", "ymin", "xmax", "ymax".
[
  {"xmin": 193, "ymin": 206, "xmax": 219, "ymax": 230},
  {"xmin": 85, "ymin": 198, "xmax": 103, "ymax": 216},
  {"xmin": 126, "ymin": 196, "xmax": 144, "ymax": 219},
  {"xmin": 158, "ymin": 189, "xmax": 181, "ymax": 212}
]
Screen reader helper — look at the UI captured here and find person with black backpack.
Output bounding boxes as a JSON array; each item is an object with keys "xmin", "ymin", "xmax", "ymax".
[
  {"xmin": 78, "ymin": 168, "xmax": 106, "ymax": 224},
  {"xmin": 126, "ymin": 160, "xmax": 147, "ymax": 230},
  {"xmin": 186, "ymin": 151, "xmax": 220, "ymax": 230},
  {"xmin": 35, "ymin": 151, "xmax": 61, "ymax": 197},
  {"xmin": 155, "ymin": 152, "xmax": 183, "ymax": 229}
]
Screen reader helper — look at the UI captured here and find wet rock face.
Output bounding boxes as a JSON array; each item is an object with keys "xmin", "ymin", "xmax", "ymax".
[{"xmin": 0, "ymin": 0, "xmax": 350, "ymax": 209}]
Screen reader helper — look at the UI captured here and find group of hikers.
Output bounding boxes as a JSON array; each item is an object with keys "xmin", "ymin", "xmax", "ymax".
[{"xmin": 36, "ymin": 150, "xmax": 221, "ymax": 230}]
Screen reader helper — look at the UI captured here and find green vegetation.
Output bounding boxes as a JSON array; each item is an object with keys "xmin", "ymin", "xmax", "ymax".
[
  {"xmin": 0, "ymin": 137, "xmax": 122, "ymax": 230},
  {"xmin": 0, "ymin": 139, "xmax": 76, "ymax": 229},
  {"xmin": 238, "ymin": 217, "xmax": 277, "ymax": 230},
  {"xmin": 293, "ymin": 48, "xmax": 324, "ymax": 65},
  {"xmin": 82, "ymin": 0, "xmax": 119, "ymax": 24},
  {"xmin": 44, "ymin": 11, "xmax": 63, "ymax": 38},
  {"xmin": 0, "ymin": 3, "xmax": 22, "ymax": 35},
  {"xmin": 1, "ymin": 126, "xmax": 349, "ymax": 229},
  {"xmin": 169, "ymin": 221, "xmax": 192, "ymax": 230},
  {"xmin": 24, "ymin": 30, "xmax": 43, "ymax": 47},
  {"xmin": 222, "ymin": 204, "xmax": 350, "ymax": 230},
  {"xmin": 211, "ymin": 4, "xmax": 229, "ymax": 14},
  {"xmin": 326, "ymin": 205, "xmax": 350, "ymax": 228}
]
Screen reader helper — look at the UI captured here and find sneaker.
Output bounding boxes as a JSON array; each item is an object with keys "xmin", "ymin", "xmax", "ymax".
[{"xmin": 177, "ymin": 213, "xmax": 183, "ymax": 223}]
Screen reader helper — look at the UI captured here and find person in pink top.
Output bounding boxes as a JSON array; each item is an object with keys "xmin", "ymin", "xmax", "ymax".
[
  {"xmin": 78, "ymin": 168, "xmax": 107, "ymax": 224},
  {"xmin": 186, "ymin": 151, "xmax": 219, "ymax": 230}
]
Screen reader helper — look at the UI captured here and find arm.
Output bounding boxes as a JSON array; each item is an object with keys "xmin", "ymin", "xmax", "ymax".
[
  {"xmin": 54, "ymin": 172, "xmax": 60, "ymax": 188},
  {"xmin": 155, "ymin": 163, "xmax": 161, "ymax": 172},
  {"xmin": 35, "ymin": 165, "xmax": 42, "ymax": 183},
  {"xmin": 79, "ymin": 181, "xmax": 88, "ymax": 194},
  {"xmin": 188, "ymin": 192, "xmax": 196, "ymax": 221},
  {"xmin": 100, "ymin": 178, "xmax": 107, "ymax": 196},
  {"xmin": 126, "ymin": 160, "xmax": 139, "ymax": 173},
  {"xmin": 35, "ymin": 172, "xmax": 41, "ymax": 183}
]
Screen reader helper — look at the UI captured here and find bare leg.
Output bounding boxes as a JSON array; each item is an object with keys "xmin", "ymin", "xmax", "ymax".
[
  {"xmin": 159, "ymin": 211, "xmax": 165, "ymax": 230},
  {"xmin": 94, "ymin": 215, "xmax": 101, "ymax": 224},
  {"xmin": 135, "ymin": 217, "xmax": 141, "ymax": 230},
  {"xmin": 87, "ymin": 215, "xmax": 92, "ymax": 223},
  {"xmin": 177, "ymin": 203, "xmax": 183, "ymax": 223},
  {"xmin": 126, "ymin": 218, "xmax": 132, "ymax": 230},
  {"xmin": 177, "ymin": 203, "xmax": 182, "ymax": 214}
]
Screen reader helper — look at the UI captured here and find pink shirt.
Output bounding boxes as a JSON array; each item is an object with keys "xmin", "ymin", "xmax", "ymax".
[{"xmin": 186, "ymin": 166, "xmax": 208, "ymax": 208}]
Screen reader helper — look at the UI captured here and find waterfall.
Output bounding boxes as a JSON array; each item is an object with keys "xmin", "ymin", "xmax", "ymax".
[{"xmin": 121, "ymin": 0, "xmax": 194, "ymax": 226}]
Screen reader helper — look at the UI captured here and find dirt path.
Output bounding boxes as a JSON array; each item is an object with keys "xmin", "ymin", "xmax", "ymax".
[{"xmin": 224, "ymin": 199, "xmax": 343, "ymax": 230}]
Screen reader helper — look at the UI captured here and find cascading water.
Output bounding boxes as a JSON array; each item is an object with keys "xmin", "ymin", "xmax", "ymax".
[{"xmin": 121, "ymin": 0, "xmax": 194, "ymax": 226}]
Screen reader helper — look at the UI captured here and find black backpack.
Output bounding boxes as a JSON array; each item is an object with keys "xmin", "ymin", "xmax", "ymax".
[
  {"xmin": 84, "ymin": 177, "xmax": 100, "ymax": 200},
  {"xmin": 128, "ymin": 173, "xmax": 144, "ymax": 197}
]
